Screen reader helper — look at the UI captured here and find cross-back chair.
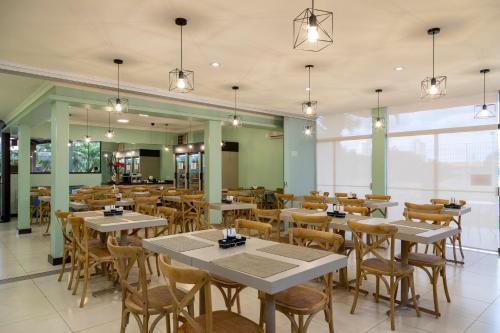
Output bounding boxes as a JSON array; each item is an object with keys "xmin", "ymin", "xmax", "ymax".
[
  {"xmin": 348, "ymin": 220, "xmax": 420, "ymax": 330},
  {"xmin": 252, "ymin": 208, "xmax": 282, "ymax": 242},
  {"xmin": 55, "ymin": 210, "xmax": 77, "ymax": 289},
  {"xmin": 291, "ymin": 213, "xmax": 329, "ymax": 232},
  {"xmin": 300, "ymin": 201, "xmax": 328, "ymax": 211},
  {"xmin": 158, "ymin": 256, "xmax": 261, "ymax": 333},
  {"xmin": 303, "ymin": 195, "xmax": 326, "ymax": 204},
  {"xmin": 274, "ymin": 193, "xmax": 295, "ymax": 209}
]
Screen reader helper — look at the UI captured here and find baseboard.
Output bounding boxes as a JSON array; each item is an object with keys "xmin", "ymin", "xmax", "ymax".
[
  {"xmin": 17, "ymin": 228, "xmax": 32, "ymax": 234},
  {"xmin": 47, "ymin": 254, "xmax": 71, "ymax": 266}
]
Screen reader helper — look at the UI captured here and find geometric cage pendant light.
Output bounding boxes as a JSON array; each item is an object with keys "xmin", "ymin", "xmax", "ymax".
[
  {"xmin": 169, "ymin": 18, "xmax": 194, "ymax": 93},
  {"xmin": 421, "ymin": 27, "xmax": 447, "ymax": 98},
  {"xmin": 373, "ymin": 89, "xmax": 384, "ymax": 129},
  {"xmin": 474, "ymin": 69, "xmax": 496, "ymax": 119},
  {"xmin": 293, "ymin": 0, "xmax": 333, "ymax": 52},
  {"xmin": 302, "ymin": 64, "xmax": 318, "ymax": 116},
  {"xmin": 108, "ymin": 59, "xmax": 129, "ymax": 112}
]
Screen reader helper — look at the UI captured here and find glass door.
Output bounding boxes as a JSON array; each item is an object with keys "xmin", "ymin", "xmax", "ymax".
[
  {"xmin": 175, "ymin": 154, "xmax": 187, "ymax": 189},
  {"xmin": 132, "ymin": 157, "xmax": 140, "ymax": 173},
  {"xmin": 188, "ymin": 153, "xmax": 201, "ymax": 190}
]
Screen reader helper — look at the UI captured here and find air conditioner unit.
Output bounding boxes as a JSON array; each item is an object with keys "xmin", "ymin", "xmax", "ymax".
[{"xmin": 267, "ymin": 131, "xmax": 284, "ymax": 139}]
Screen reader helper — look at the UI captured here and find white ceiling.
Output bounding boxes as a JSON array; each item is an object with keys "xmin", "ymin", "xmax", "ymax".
[
  {"xmin": 0, "ymin": 0, "xmax": 499, "ymax": 117},
  {"xmin": 0, "ymin": 73, "xmax": 45, "ymax": 118}
]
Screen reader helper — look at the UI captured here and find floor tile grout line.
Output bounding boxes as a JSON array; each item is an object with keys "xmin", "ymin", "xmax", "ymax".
[{"xmin": 461, "ymin": 293, "xmax": 500, "ymax": 332}]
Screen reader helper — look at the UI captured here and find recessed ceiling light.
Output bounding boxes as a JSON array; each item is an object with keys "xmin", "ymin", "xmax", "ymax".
[
  {"xmin": 394, "ymin": 66, "xmax": 404, "ymax": 71},
  {"xmin": 138, "ymin": 114, "xmax": 149, "ymax": 117},
  {"xmin": 210, "ymin": 62, "xmax": 220, "ymax": 68},
  {"xmin": 117, "ymin": 119, "xmax": 129, "ymax": 123}
]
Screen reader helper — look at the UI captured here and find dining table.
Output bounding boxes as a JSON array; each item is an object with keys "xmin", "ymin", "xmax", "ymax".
[
  {"xmin": 440, "ymin": 205, "xmax": 471, "ymax": 264},
  {"xmin": 209, "ymin": 202, "xmax": 257, "ymax": 226},
  {"xmin": 143, "ymin": 229, "xmax": 347, "ymax": 333},
  {"xmin": 293, "ymin": 196, "xmax": 399, "ymax": 216}
]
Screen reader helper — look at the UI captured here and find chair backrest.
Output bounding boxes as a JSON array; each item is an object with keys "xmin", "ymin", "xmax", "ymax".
[
  {"xmin": 310, "ymin": 191, "xmax": 320, "ymax": 196},
  {"xmin": 338, "ymin": 198, "xmax": 364, "ymax": 207},
  {"xmin": 137, "ymin": 203, "xmax": 156, "ymax": 216},
  {"xmin": 194, "ymin": 201, "xmax": 210, "ymax": 229},
  {"xmin": 300, "ymin": 201, "xmax": 328, "ymax": 211},
  {"xmin": 55, "ymin": 210, "xmax": 72, "ymax": 245},
  {"xmin": 107, "ymin": 236, "xmax": 151, "ymax": 313},
  {"xmin": 69, "ymin": 194, "xmax": 85, "ymax": 202},
  {"xmin": 343, "ymin": 205, "xmax": 370, "ymax": 216},
  {"xmin": 134, "ymin": 196, "xmax": 159, "ymax": 211},
  {"xmin": 303, "ymin": 195, "xmax": 326, "ymax": 203},
  {"xmin": 86, "ymin": 198, "xmax": 116, "ymax": 210},
  {"xmin": 157, "ymin": 206, "xmax": 177, "ymax": 222},
  {"xmin": 322, "ymin": 192, "xmax": 330, "ymax": 197},
  {"xmin": 291, "ymin": 213, "xmax": 329, "ymax": 231},
  {"xmin": 235, "ymin": 219, "xmax": 272, "ymax": 239},
  {"xmin": 158, "ymin": 256, "xmax": 213, "ymax": 333},
  {"xmin": 405, "ymin": 211, "xmax": 453, "ymax": 227},
  {"xmin": 252, "ymin": 208, "xmax": 280, "ymax": 226},
  {"xmin": 226, "ymin": 190, "xmax": 240, "ymax": 197},
  {"xmin": 274, "ymin": 193, "xmax": 295, "ymax": 209},
  {"xmin": 347, "ymin": 220, "xmax": 398, "ymax": 274},
  {"xmin": 430, "ymin": 198, "xmax": 466, "ymax": 206},
  {"xmin": 334, "ymin": 192, "xmax": 348, "ymax": 198},
  {"xmin": 180, "ymin": 194, "xmax": 204, "ymax": 216},
  {"xmin": 404, "ymin": 202, "xmax": 442, "ymax": 216},
  {"xmin": 236, "ymin": 195, "xmax": 255, "ymax": 203},
  {"xmin": 68, "ymin": 216, "xmax": 90, "ymax": 258},
  {"xmin": 365, "ymin": 194, "xmax": 391, "ymax": 201},
  {"xmin": 288, "ymin": 227, "xmax": 343, "ymax": 253}
]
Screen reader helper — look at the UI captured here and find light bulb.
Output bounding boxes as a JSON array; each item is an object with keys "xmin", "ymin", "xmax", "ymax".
[
  {"xmin": 477, "ymin": 105, "xmax": 491, "ymax": 118},
  {"xmin": 84, "ymin": 135, "xmax": 91, "ymax": 143},
  {"xmin": 375, "ymin": 118, "xmax": 382, "ymax": 128},
  {"xmin": 188, "ymin": 144, "xmax": 193, "ymax": 150},
  {"xmin": 67, "ymin": 142, "xmax": 71, "ymax": 147},
  {"xmin": 106, "ymin": 130, "xmax": 114, "ymax": 138},
  {"xmin": 428, "ymin": 84, "xmax": 438, "ymax": 95},
  {"xmin": 306, "ymin": 105, "xmax": 313, "ymax": 115},
  {"xmin": 177, "ymin": 77, "xmax": 186, "ymax": 89},
  {"xmin": 232, "ymin": 116, "xmax": 240, "ymax": 126},
  {"xmin": 114, "ymin": 98, "xmax": 122, "ymax": 112},
  {"xmin": 220, "ymin": 141, "xmax": 224, "ymax": 146},
  {"xmin": 164, "ymin": 146, "xmax": 169, "ymax": 152},
  {"xmin": 304, "ymin": 126, "xmax": 312, "ymax": 136},
  {"xmin": 307, "ymin": 25, "xmax": 319, "ymax": 43},
  {"xmin": 201, "ymin": 145, "xmax": 205, "ymax": 150}
]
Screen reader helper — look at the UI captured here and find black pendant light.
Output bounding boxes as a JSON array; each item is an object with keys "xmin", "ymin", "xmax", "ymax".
[
  {"xmin": 304, "ymin": 121, "xmax": 314, "ymax": 136},
  {"xmin": 421, "ymin": 28, "xmax": 447, "ymax": 98},
  {"xmin": 228, "ymin": 86, "xmax": 242, "ymax": 127},
  {"xmin": 474, "ymin": 69, "xmax": 496, "ymax": 119},
  {"xmin": 302, "ymin": 65, "xmax": 318, "ymax": 116},
  {"xmin": 164, "ymin": 124, "xmax": 170, "ymax": 151},
  {"xmin": 293, "ymin": 0, "xmax": 333, "ymax": 52},
  {"xmin": 105, "ymin": 111, "xmax": 114, "ymax": 138},
  {"xmin": 108, "ymin": 59, "xmax": 128, "ymax": 112},
  {"xmin": 83, "ymin": 107, "xmax": 91, "ymax": 143},
  {"xmin": 169, "ymin": 18, "xmax": 194, "ymax": 93},
  {"xmin": 374, "ymin": 89, "xmax": 384, "ymax": 129}
]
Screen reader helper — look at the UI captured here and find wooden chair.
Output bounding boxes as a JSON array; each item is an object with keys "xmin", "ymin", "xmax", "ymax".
[
  {"xmin": 303, "ymin": 195, "xmax": 326, "ymax": 204},
  {"xmin": 348, "ymin": 220, "xmax": 420, "ymax": 330},
  {"xmin": 55, "ymin": 210, "xmax": 77, "ymax": 290},
  {"xmin": 300, "ymin": 201, "xmax": 328, "ymax": 211},
  {"xmin": 70, "ymin": 216, "xmax": 115, "ymax": 308},
  {"xmin": 211, "ymin": 219, "xmax": 272, "ymax": 316},
  {"xmin": 180, "ymin": 194, "xmax": 204, "ymax": 233},
  {"xmin": 365, "ymin": 194, "xmax": 391, "ymax": 201},
  {"xmin": 395, "ymin": 211, "xmax": 452, "ymax": 317},
  {"xmin": 193, "ymin": 201, "xmax": 211, "ymax": 231},
  {"xmin": 38, "ymin": 189, "xmax": 51, "ymax": 228},
  {"xmin": 340, "ymin": 206, "xmax": 370, "ymax": 257},
  {"xmin": 404, "ymin": 202, "xmax": 442, "ymax": 215},
  {"xmin": 258, "ymin": 227, "xmax": 343, "ymax": 333},
  {"xmin": 86, "ymin": 198, "xmax": 116, "ymax": 210},
  {"xmin": 252, "ymin": 208, "xmax": 281, "ymax": 242},
  {"xmin": 158, "ymin": 256, "xmax": 261, "ymax": 333},
  {"xmin": 156, "ymin": 206, "xmax": 178, "ymax": 236},
  {"xmin": 134, "ymin": 196, "xmax": 159, "ymax": 212},
  {"xmin": 309, "ymin": 191, "xmax": 319, "ymax": 196},
  {"xmin": 252, "ymin": 188, "xmax": 267, "ymax": 209},
  {"xmin": 430, "ymin": 198, "xmax": 466, "ymax": 263},
  {"xmin": 274, "ymin": 193, "xmax": 295, "ymax": 209},
  {"xmin": 30, "ymin": 189, "xmax": 40, "ymax": 224},
  {"xmin": 334, "ymin": 192, "xmax": 349, "ymax": 198},
  {"xmin": 337, "ymin": 198, "xmax": 364, "ymax": 207},
  {"xmin": 236, "ymin": 196, "xmax": 255, "ymax": 219},
  {"xmin": 290, "ymin": 213, "xmax": 329, "ymax": 232},
  {"xmin": 107, "ymin": 237, "xmax": 193, "ymax": 333}
]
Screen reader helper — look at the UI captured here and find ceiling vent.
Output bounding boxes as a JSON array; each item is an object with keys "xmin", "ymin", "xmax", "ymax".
[{"xmin": 266, "ymin": 131, "xmax": 284, "ymax": 139}]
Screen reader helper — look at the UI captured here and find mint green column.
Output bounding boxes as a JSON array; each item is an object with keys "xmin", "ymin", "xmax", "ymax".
[
  {"xmin": 17, "ymin": 123, "xmax": 31, "ymax": 232},
  {"xmin": 371, "ymin": 107, "xmax": 387, "ymax": 195},
  {"xmin": 49, "ymin": 101, "xmax": 69, "ymax": 263},
  {"xmin": 204, "ymin": 120, "xmax": 222, "ymax": 224}
]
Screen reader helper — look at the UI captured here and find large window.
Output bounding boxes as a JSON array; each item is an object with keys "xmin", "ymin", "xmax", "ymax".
[
  {"xmin": 32, "ymin": 140, "xmax": 101, "ymax": 173},
  {"xmin": 387, "ymin": 103, "xmax": 499, "ymax": 251}
]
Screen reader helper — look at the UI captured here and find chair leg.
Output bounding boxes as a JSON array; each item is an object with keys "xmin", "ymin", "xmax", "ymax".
[
  {"xmin": 350, "ymin": 270, "xmax": 361, "ymax": 314},
  {"xmin": 375, "ymin": 276, "xmax": 380, "ymax": 303},
  {"xmin": 409, "ymin": 274, "xmax": 421, "ymax": 318},
  {"xmin": 451, "ymin": 236, "xmax": 458, "ymax": 263},
  {"xmin": 441, "ymin": 266, "xmax": 451, "ymax": 303},
  {"xmin": 457, "ymin": 233, "xmax": 465, "ymax": 260},
  {"xmin": 389, "ymin": 278, "xmax": 396, "ymax": 331},
  {"xmin": 68, "ymin": 250, "xmax": 76, "ymax": 290},
  {"xmin": 121, "ymin": 309, "xmax": 129, "ymax": 333},
  {"xmin": 258, "ymin": 299, "xmax": 265, "ymax": 329},
  {"xmin": 142, "ymin": 314, "xmax": 149, "ymax": 333},
  {"xmin": 73, "ymin": 260, "xmax": 82, "ymax": 295},
  {"xmin": 236, "ymin": 294, "xmax": 242, "ymax": 314},
  {"xmin": 431, "ymin": 268, "xmax": 440, "ymax": 317},
  {"xmin": 80, "ymin": 262, "xmax": 90, "ymax": 307},
  {"xmin": 165, "ymin": 312, "xmax": 171, "ymax": 333},
  {"xmin": 58, "ymin": 250, "xmax": 67, "ymax": 282}
]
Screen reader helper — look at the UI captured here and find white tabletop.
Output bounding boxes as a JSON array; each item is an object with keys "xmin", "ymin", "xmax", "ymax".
[
  {"xmin": 330, "ymin": 217, "xmax": 459, "ymax": 244},
  {"xmin": 162, "ymin": 195, "xmax": 181, "ymax": 203},
  {"xmin": 441, "ymin": 206, "xmax": 472, "ymax": 216},
  {"xmin": 209, "ymin": 202, "xmax": 257, "ymax": 211},
  {"xmin": 143, "ymin": 230, "xmax": 347, "ymax": 295},
  {"xmin": 363, "ymin": 200, "xmax": 399, "ymax": 209},
  {"xmin": 73, "ymin": 211, "xmax": 167, "ymax": 233}
]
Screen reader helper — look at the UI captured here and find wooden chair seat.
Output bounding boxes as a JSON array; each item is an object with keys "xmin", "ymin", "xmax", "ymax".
[
  {"xmin": 396, "ymin": 252, "xmax": 445, "ymax": 267},
  {"xmin": 362, "ymin": 258, "xmax": 414, "ymax": 276},
  {"xmin": 86, "ymin": 245, "xmax": 113, "ymax": 260},
  {"xmin": 126, "ymin": 285, "xmax": 188, "ymax": 315},
  {"xmin": 274, "ymin": 285, "xmax": 327, "ymax": 315},
  {"xmin": 180, "ymin": 310, "xmax": 261, "ymax": 333}
]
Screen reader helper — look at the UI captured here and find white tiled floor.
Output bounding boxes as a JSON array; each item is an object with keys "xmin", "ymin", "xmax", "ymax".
[{"xmin": 0, "ymin": 220, "xmax": 499, "ymax": 332}]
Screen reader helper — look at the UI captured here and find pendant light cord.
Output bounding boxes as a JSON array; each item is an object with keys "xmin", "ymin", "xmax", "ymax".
[
  {"xmin": 432, "ymin": 33, "xmax": 435, "ymax": 78},
  {"xmin": 234, "ymin": 88, "xmax": 237, "ymax": 116},
  {"xmin": 311, "ymin": 0, "xmax": 315, "ymax": 12},
  {"xmin": 86, "ymin": 108, "xmax": 89, "ymax": 137},
  {"xmin": 308, "ymin": 66, "xmax": 311, "ymax": 102},
  {"xmin": 483, "ymin": 71, "xmax": 486, "ymax": 105},
  {"xmin": 377, "ymin": 91, "xmax": 380, "ymax": 117},
  {"xmin": 108, "ymin": 111, "xmax": 111, "ymax": 131},
  {"xmin": 117, "ymin": 63, "xmax": 120, "ymax": 98},
  {"xmin": 180, "ymin": 25, "xmax": 183, "ymax": 70}
]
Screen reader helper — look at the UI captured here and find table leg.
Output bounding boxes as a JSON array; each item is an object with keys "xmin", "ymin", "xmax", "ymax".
[
  {"xmin": 399, "ymin": 240, "xmax": 410, "ymax": 306},
  {"xmin": 264, "ymin": 293, "xmax": 276, "ymax": 333},
  {"xmin": 119, "ymin": 230, "xmax": 128, "ymax": 245}
]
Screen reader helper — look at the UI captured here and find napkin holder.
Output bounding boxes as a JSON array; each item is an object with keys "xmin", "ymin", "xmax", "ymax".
[
  {"xmin": 218, "ymin": 236, "xmax": 247, "ymax": 249},
  {"xmin": 444, "ymin": 203, "xmax": 461, "ymax": 209}
]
